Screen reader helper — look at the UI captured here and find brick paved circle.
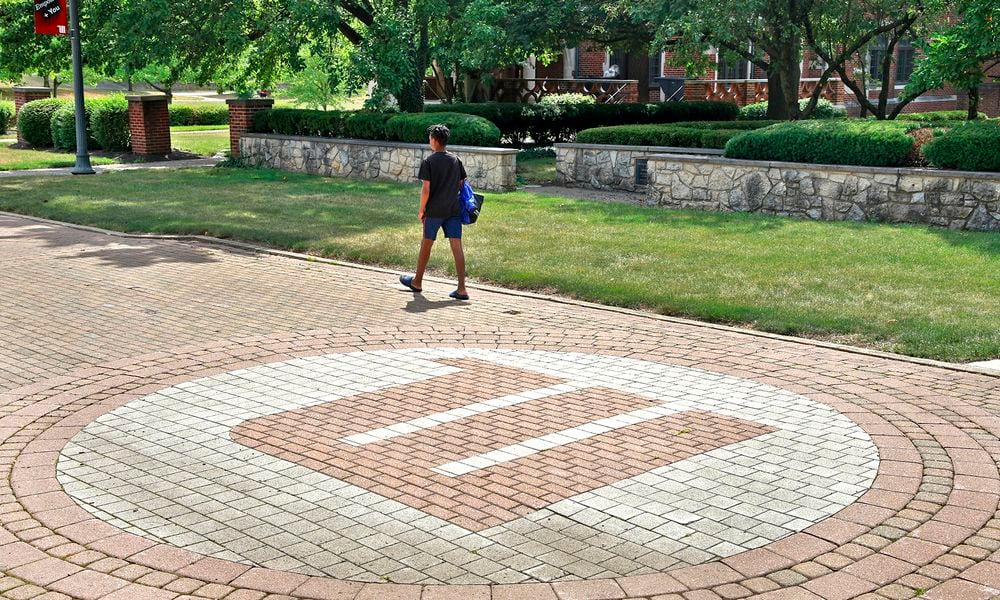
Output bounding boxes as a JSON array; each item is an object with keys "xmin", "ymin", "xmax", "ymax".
[
  {"xmin": 56, "ymin": 347, "xmax": 878, "ymax": 585},
  {"xmin": 3, "ymin": 327, "xmax": 999, "ymax": 599}
]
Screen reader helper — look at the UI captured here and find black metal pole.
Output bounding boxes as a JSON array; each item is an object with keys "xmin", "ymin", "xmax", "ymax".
[{"xmin": 68, "ymin": 0, "xmax": 94, "ymax": 174}]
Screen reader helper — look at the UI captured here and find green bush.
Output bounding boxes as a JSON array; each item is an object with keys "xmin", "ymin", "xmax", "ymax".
[
  {"xmin": 169, "ymin": 103, "xmax": 230, "ymax": 126},
  {"xmin": 90, "ymin": 95, "xmax": 131, "ymax": 151},
  {"xmin": 896, "ymin": 110, "xmax": 987, "ymax": 125},
  {"xmin": 923, "ymin": 120, "xmax": 1000, "ymax": 171},
  {"xmin": 576, "ymin": 120, "xmax": 779, "ymax": 148},
  {"xmin": 384, "ymin": 112, "xmax": 502, "ymax": 146},
  {"xmin": 49, "ymin": 103, "xmax": 100, "ymax": 151},
  {"xmin": 740, "ymin": 98, "xmax": 845, "ymax": 120},
  {"xmin": 17, "ymin": 98, "xmax": 69, "ymax": 147},
  {"xmin": 343, "ymin": 111, "xmax": 394, "ymax": 140},
  {"xmin": 0, "ymin": 101, "xmax": 14, "ymax": 134},
  {"xmin": 252, "ymin": 108, "xmax": 345, "ymax": 137},
  {"xmin": 426, "ymin": 100, "xmax": 738, "ymax": 145},
  {"xmin": 724, "ymin": 120, "xmax": 917, "ymax": 167},
  {"xmin": 539, "ymin": 93, "xmax": 596, "ymax": 106}
]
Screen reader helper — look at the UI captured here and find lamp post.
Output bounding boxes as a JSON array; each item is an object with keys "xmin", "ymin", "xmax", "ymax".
[{"xmin": 67, "ymin": 0, "xmax": 94, "ymax": 174}]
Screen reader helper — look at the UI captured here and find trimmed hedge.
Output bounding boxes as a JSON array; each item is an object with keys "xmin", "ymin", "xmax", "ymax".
[
  {"xmin": 252, "ymin": 108, "xmax": 345, "ymax": 137},
  {"xmin": 169, "ymin": 104, "xmax": 230, "ymax": 126},
  {"xmin": 384, "ymin": 112, "xmax": 502, "ymax": 146},
  {"xmin": 740, "ymin": 98, "xmax": 845, "ymax": 120},
  {"xmin": 0, "ymin": 101, "xmax": 13, "ymax": 134},
  {"xmin": 251, "ymin": 108, "xmax": 500, "ymax": 146},
  {"xmin": 17, "ymin": 98, "xmax": 69, "ymax": 148},
  {"xmin": 724, "ymin": 120, "xmax": 917, "ymax": 167},
  {"xmin": 576, "ymin": 121, "xmax": 779, "ymax": 149},
  {"xmin": 425, "ymin": 101, "xmax": 739, "ymax": 145},
  {"xmin": 923, "ymin": 120, "xmax": 1000, "ymax": 172},
  {"xmin": 90, "ymin": 95, "xmax": 130, "ymax": 151},
  {"xmin": 344, "ymin": 111, "xmax": 394, "ymax": 140},
  {"xmin": 50, "ymin": 104, "xmax": 90, "ymax": 151},
  {"xmin": 895, "ymin": 110, "xmax": 987, "ymax": 125}
]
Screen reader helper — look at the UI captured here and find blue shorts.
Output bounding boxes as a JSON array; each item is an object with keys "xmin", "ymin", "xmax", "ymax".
[{"xmin": 423, "ymin": 216, "xmax": 463, "ymax": 240}]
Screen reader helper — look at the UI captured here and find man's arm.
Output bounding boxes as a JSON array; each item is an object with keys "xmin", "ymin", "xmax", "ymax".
[{"xmin": 419, "ymin": 180, "xmax": 430, "ymax": 221}]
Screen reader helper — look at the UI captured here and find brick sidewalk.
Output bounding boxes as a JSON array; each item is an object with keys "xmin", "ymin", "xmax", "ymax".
[{"xmin": 0, "ymin": 213, "xmax": 998, "ymax": 600}]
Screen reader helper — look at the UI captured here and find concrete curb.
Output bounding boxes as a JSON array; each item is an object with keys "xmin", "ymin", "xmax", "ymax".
[{"xmin": 3, "ymin": 209, "xmax": 996, "ymax": 378}]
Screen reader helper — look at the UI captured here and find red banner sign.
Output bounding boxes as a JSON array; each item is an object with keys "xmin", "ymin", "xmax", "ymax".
[{"xmin": 34, "ymin": 0, "xmax": 68, "ymax": 35}]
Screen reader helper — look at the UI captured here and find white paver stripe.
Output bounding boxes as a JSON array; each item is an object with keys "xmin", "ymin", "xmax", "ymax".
[
  {"xmin": 431, "ymin": 403, "xmax": 686, "ymax": 477},
  {"xmin": 339, "ymin": 382, "xmax": 588, "ymax": 446}
]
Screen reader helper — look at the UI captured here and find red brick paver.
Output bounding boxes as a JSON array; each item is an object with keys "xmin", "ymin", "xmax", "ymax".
[{"xmin": 1, "ymin": 213, "xmax": 999, "ymax": 600}]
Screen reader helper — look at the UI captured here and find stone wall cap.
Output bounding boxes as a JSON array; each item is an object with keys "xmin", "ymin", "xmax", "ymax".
[
  {"xmin": 644, "ymin": 153, "xmax": 1000, "ymax": 181},
  {"xmin": 226, "ymin": 98, "xmax": 276, "ymax": 106},
  {"xmin": 244, "ymin": 133, "xmax": 518, "ymax": 154},
  {"xmin": 556, "ymin": 142, "xmax": 724, "ymax": 156},
  {"xmin": 126, "ymin": 93, "xmax": 170, "ymax": 102},
  {"xmin": 12, "ymin": 86, "xmax": 51, "ymax": 93}
]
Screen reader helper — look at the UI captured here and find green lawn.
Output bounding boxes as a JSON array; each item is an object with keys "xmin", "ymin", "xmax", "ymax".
[
  {"xmin": 0, "ymin": 142, "xmax": 118, "ymax": 171},
  {"xmin": 0, "ymin": 167, "xmax": 997, "ymax": 362},
  {"xmin": 517, "ymin": 155, "xmax": 557, "ymax": 185},
  {"xmin": 171, "ymin": 125, "xmax": 229, "ymax": 132},
  {"xmin": 170, "ymin": 130, "xmax": 230, "ymax": 156}
]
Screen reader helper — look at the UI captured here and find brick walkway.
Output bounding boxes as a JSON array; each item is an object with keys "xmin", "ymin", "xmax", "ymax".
[{"xmin": 1, "ymin": 213, "xmax": 998, "ymax": 600}]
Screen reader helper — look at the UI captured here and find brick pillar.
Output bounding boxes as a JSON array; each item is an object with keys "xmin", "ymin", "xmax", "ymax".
[
  {"xmin": 226, "ymin": 98, "xmax": 274, "ymax": 157},
  {"xmin": 12, "ymin": 87, "xmax": 52, "ymax": 143},
  {"xmin": 127, "ymin": 94, "xmax": 171, "ymax": 156}
]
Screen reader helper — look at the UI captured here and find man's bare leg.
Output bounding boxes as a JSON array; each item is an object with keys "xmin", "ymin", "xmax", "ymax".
[
  {"xmin": 412, "ymin": 238, "xmax": 434, "ymax": 289},
  {"xmin": 449, "ymin": 237, "xmax": 467, "ymax": 296}
]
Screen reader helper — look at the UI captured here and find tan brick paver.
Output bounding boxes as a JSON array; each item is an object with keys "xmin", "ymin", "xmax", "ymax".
[{"xmin": 1, "ymin": 213, "xmax": 999, "ymax": 599}]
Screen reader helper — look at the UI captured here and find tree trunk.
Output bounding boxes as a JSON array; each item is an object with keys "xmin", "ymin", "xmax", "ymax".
[
  {"xmin": 627, "ymin": 48, "xmax": 650, "ymax": 104},
  {"xmin": 397, "ymin": 17, "xmax": 429, "ymax": 112},
  {"xmin": 776, "ymin": 36, "xmax": 802, "ymax": 119},
  {"xmin": 766, "ymin": 69, "xmax": 790, "ymax": 119},
  {"xmin": 967, "ymin": 85, "xmax": 980, "ymax": 120}
]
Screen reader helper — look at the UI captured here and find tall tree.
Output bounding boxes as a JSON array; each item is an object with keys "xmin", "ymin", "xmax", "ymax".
[
  {"xmin": 636, "ymin": 0, "xmax": 811, "ymax": 119},
  {"xmin": 802, "ymin": 0, "xmax": 949, "ymax": 119},
  {"xmin": 905, "ymin": 0, "xmax": 1000, "ymax": 119},
  {"xmin": 0, "ymin": 0, "xmax": 70, "ymax": 94}
]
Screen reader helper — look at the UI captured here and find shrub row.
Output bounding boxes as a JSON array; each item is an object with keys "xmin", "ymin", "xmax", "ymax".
[
  {"xmin": 0, "ymin": 101, "xmax": 14, "ymax": 134},
  {"xmin": 923, "ymin": 120, "xmax": 1000, "ymax": 172},
  {"xmin": 252, "ymin": 109, "xmax": 502, "ymax": 146},
  {"xmin": 18, "ymin": 96, "xmax": 130, "ymax": 151},
  {"xmin": 425, "ymin": 101, "xmax": 739, "ymax": 145},
  {"xmin": 168, "ymin": 104, "xmax": 229, "ymax": 126},
  {"xmin": 576, "ymin": 121, "xmax": 779, "ymax": 149},
  {"xmin": 740, "ymin": 98, "xmax": 845, "ymax": 120},
  {"xmin": 723, "ymin": 120, "xmax": 918, "ymax": 167},
  {"xmin": 895, "ymin": 110, "xmax": 987, "ymax": 124}
]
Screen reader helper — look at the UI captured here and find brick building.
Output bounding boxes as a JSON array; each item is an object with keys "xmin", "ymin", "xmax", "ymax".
[{"xmin": 505, "ymin": 40, "xmax": 998, "ymax": 115}]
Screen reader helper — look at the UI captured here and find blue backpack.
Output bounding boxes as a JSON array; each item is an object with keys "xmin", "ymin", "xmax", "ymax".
[{"xmin": 459, "ymin": 181, "xmax": 484, "ymax": 225}]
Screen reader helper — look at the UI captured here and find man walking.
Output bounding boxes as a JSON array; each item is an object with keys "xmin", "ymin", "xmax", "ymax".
[{"xmin": 399, "ymin": 124, "xmax": 470, "ymax": 301}]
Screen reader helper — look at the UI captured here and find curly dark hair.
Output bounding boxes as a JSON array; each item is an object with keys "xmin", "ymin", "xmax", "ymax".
[{"xmin": 428, "ymin": 124, "xmax": 451, "ymax": 145}]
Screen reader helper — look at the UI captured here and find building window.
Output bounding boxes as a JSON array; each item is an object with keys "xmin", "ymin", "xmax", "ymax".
[
  {"xmin": 717, "ymin": 54, "xmax": 748, "ymax": 79},
  {"xmin": 896, "ymin": 39, "xmax": 915, "ymax": 83},
  {"xmin": 649, "ymin": 52, "xmax": 663, "ymax": 81},
  {"xmin": 868, "ymin": 37, "xmax": 889, "ymax": 83}
]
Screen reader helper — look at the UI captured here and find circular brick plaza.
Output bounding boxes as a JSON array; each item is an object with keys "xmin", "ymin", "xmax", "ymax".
[{"xmin": 0, "ymin": 214, "xmax": 998, "ymax": 600}]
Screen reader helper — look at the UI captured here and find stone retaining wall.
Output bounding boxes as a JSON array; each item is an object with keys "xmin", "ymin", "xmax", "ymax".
[
  {"xmin": 645, "ymin": 154, "xmax": 1000, "ymax": 231},
  {"xmin": 240, "ymin": 134, "xmax": 518, "ymax": 192},
  {"xmin": 556, "ymin": 143, "xmax": 723, "ymax": 192}
]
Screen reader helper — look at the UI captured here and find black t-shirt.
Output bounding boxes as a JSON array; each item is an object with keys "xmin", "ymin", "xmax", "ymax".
[{"xmin": 418, "ymin": 151, "xmax": 467, "ymax": 219}]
